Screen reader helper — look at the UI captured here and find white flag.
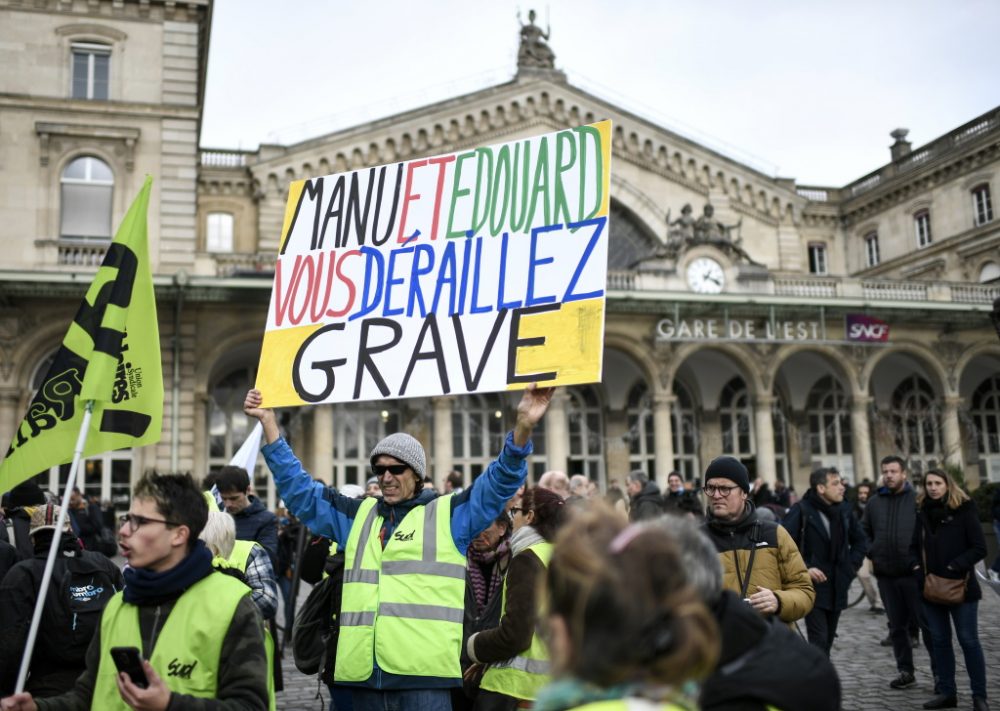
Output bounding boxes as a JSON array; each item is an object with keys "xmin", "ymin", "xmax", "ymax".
[{"xmin": 229, "ymin": 421, "xmax": 263, "ymax": 476}]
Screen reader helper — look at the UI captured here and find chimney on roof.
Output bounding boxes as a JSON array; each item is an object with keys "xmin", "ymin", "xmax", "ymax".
[{"xmin": 890, "ymin": 128, "xmax": 911, "ymax": 161}]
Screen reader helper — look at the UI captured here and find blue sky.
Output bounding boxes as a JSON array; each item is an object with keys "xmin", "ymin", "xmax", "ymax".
[{"xmin": 200, "ymin": 0, "xmax": 998, "ymax": 186}]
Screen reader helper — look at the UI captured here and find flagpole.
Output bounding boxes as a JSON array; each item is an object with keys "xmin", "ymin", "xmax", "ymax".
[{"xmin": 15, "ymin": 400, "xmax": 95, "ymax": 694}]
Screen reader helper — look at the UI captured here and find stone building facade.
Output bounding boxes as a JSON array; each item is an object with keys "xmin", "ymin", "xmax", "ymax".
[{"xmin": 1, "ymin": 1, "xmax": 998, "ymax": 510}]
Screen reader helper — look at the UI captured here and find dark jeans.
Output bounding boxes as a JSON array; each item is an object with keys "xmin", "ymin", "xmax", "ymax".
[
  {"xmin": 876, "ymin": 575, "xmax": 933, "ymax": 675},
  {"xmin": 350, "ymin": 688, "xmax": 453, "ymax": 711},
  {"xmin": 805, "ymin": 607, "xmax": 842, "ymax": 657},
  {"xmin": 923, "ymin": 600, "xmax": 987, "ymax": 699}
]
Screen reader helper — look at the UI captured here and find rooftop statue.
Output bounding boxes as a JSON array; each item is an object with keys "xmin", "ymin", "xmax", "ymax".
[
  {"xmin": 632, "ymin": 202, "xmax": 762, "ymax": 268},
  {"xmin": 517, "ymin": 9, "xmax": 556, "ymax": 69}
]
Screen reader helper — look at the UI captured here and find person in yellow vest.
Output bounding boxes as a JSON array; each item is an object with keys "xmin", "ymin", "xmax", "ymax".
[
  {"xmin": 200, "ymin": 510, "xmax": 278, "ymax": 711},
  {"xmin": 243, "ymin": 385, "xmax": 553, "ymax": 711},
  {"xmin": 533, "ymin": 504, "xmax": 719, "ymax": 711},
  {"xmin": 468, "ymin": 486, "xmax": 570, "ymax": 710},
  {"xmin": 0, "ymin": 471, "xmax": 269, "ymax": 711}
]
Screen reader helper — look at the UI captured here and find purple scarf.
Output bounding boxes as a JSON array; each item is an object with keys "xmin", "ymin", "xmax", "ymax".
[{"xmin": 467, "ymin": 540, "xmax": 510, "ymax": 613}]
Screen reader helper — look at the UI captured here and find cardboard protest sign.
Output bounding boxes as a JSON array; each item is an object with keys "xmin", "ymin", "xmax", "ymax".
[{"xmin": 256, "ymin": 121, "xmax": 611, "ymax": 406}]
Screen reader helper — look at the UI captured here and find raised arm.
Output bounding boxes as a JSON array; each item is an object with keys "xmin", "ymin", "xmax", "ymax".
[
  {"xmin": 243, "ymin": 389, "xmax": 361, "ymax": 544},
  {"xmin": 451, "ymin": 385, "xmax": 554, "ymax": 553}
]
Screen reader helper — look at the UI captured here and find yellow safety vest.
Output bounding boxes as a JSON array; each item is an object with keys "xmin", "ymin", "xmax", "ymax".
[
  {"xmin": 335, "ymin": 494, "xmax": 466, "ymax": 682},
  {"xmin": 92, "ymin": 572, "xmax": 248, "ymax": 710},
  {"xmin": 222, "ymin": 538, "xmax": 277, "ymax": 711},
  {"xmin": 480, "ymin": 540, "xmax": 553, "ymax": 700},
  {"xmin": 227, "ymin": 538, "xmax": 257, "ymax": 569}
]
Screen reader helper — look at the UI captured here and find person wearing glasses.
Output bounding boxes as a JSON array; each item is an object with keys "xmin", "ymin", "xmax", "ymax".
[
  {"xmin": 701, "ymin": 456, "xmax": 814, "ymax": 625},
  {"xmin": 1, "ymin": 471, "xmax": 270, "ymax": 711},
  {"xmin": 467, "ymin": 486, "xmax": 569, "ymax": 710},
  {"xmin": 243, "ymin": 385, "xmax": 553, "ymax": 711}
]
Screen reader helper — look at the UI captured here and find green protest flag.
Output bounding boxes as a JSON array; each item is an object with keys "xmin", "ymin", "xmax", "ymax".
[{"xmin": 0, "ymin": 176, "xmax": 163, "ymax": 493}]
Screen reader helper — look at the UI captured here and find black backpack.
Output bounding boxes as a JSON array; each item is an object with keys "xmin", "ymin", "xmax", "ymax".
[
  {"xmin": 292, "ymin": 551, "xmax": 344, "ymax": 682},
  {"xmin": 36, "ymin": 552, "xmax": 121, "ymax": 663}
]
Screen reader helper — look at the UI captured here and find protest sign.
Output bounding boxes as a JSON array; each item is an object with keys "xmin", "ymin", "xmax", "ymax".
[{"xmin": 256, "ymin": 121, "xmax": 611, "ymax": 406}]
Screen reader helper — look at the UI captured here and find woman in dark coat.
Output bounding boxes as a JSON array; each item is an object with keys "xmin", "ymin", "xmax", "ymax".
[
  {"xmin": 466, "ymin": 487, "xmax": 569, "ymax": 711},
  {"xmin": 911, "ymin": 468, "xmax": 989, "ymax": 711}
]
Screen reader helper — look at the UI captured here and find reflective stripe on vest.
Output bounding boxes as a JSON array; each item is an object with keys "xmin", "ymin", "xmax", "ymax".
[
  {"xmin": 93, "ymin": 573, "xmax": 249, "ymax": 710},
  {"xmin": 480, "ymin": 540, "xmax": 553, "ymax": 700},
  {"xmin": 335, "ymin": 494, "xmax": 467, "ymax": 682}
]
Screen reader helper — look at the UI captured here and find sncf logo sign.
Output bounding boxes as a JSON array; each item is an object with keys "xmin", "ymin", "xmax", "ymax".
[{"xmin": 846, "ymin": 314, "xmax": 890, "ymax": 342}]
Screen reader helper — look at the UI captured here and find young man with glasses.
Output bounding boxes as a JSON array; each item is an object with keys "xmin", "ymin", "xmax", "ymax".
[
  {"xmin": 1, "ymin": 472, "xmax": 269, "ymax": 711},
  {"xmin": 781, "ymin": 468, "xmax": 868, "ymax": 656},
  {"xmin": 243, "ymin": 385, "xmax": 553, "ymax": 711},
  {"xmin": 701, "ymin": 456, "xmax": 814, "ymax": 626}
]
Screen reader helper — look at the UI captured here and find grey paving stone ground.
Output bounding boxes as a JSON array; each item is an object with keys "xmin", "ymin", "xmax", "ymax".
[{"xmin": 275, "ymin": 573, "xmax": 1000, "ymax": 711}]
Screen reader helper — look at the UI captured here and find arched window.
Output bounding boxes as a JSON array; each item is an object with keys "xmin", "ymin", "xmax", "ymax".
[
  {"xmin": 972, "ymin": 375, "xmax": 1000, "ymax": 461},
  {"xmin": 720, "ymin": 377, "xmax": 754, "ymax": 457},
  {"xmin": 61, "ymin": 156, "xmax": 113, "ymax": 239},
  {"xmin": 452, "ymin": 392, "xmax": 506, "ymax": 480},
  {"xmin": 608, "ymin": 202, "xmax": 662, "ymax": 270},
  {"xmin": 807, "ymin": 376, "xmax": 852, "ymax": 457},
  {"xmin": 626, "ymin": 381, "xmax": 654, "ymax": 476},
  {"xmin": 332, "ymin": 403, "xmax": 402, "ymax": 487},
  {"xmin": 671, "ymin": 380, "xmax": 699, "ymax": 481},
  {"xmin": 979, "ymin": 261, "xmax": 1000, "ymax": 284},
  {"xmin": 891, "ymin": 375, "xmax": 940, "ymax": 475},
  {"xmin": 206, "ymin": 212, "xmax": 235, "ymax": 252},
  {"xmin": 567, "ymin": 386, "xmax": 604, "ymax": 485}
]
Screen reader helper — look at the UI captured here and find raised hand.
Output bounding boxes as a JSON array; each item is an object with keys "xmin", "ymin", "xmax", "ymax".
[
  {"xmin": 513, "ymin": 384, "xmax": 555, "ymax": 446},
  {"xmin": 244, "ymin": 389, "xmax": 280, "ymax": 444}
]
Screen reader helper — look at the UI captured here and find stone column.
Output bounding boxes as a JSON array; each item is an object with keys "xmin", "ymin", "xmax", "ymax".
[
  {"xmin": 754, "ymin": 394, "xmax": 776, "ymax": 485},
  {"xmin": 544, "ymin": 390, "xmax": 570, "ymax": 473},
  {"xmin": 652, "ymin": 393, "xmax": 675, "ymax": 489},
  {"xmin": 311, "ymin": 405, "xmax": 334, "ymax": 485},
  {"xmin": 942, "ymin": 396, "xmax": 965, "ymax": 470},
  {"xmin": 850, "ymin": 395, "xmax": 874, "ymax": 484},
  {"xmin": 432, "ymin": 397, "xmax": 454, "ymax": 489},
  {"xmin": 0, "ymin": 389, "xmax": 21, "ymax": 461}
]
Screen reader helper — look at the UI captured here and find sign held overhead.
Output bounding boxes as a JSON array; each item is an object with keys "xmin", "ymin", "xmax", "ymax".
[{"xmin": 256, "ymin": 122, "xmax": 612, "ymax": 406}]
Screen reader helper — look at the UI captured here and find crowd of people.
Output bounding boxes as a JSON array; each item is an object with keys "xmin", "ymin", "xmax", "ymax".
[{"xmin": 0, "ymin": 384, "xmax": 997, "ymax": 711}]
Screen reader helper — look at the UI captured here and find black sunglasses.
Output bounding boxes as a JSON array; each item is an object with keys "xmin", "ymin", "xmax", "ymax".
[{"xmin": 372, "ymin": 464, "xmax": 410, "ymax": 477}]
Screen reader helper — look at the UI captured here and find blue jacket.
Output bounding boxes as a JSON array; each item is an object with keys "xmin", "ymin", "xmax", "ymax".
[
  {"xmin": 232, "ymin": 496, "xmax": 279, "ymax": 570},
  {"xmin": 261, "ymin": 430, "xmax": 532, "ymax": 690},
  {"xmin": 782, "ymin": 495, "xmax": 868, "ymax": 611}
]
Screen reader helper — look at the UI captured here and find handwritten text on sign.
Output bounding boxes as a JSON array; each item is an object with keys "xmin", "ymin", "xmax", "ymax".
[{"xmin": 256, "ymin": 122, "xmax": 612, "ymax": 406}]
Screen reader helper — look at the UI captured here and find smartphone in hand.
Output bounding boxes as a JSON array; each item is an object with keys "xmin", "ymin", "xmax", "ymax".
[{"xmin": 110, "ymin": 646, "xmax": 149, "ymax": 689}]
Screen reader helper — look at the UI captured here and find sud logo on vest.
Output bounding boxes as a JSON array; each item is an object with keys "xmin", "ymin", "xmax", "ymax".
[
  {"xmin": 167, "ymin": 658, "xmax": 198, "ymax": 679},
  {"xmin": 392, "ymin": 529, "xmax": 415, "ymax": 542}
]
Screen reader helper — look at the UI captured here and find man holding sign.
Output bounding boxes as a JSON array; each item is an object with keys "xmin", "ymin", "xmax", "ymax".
[{"xmin": 243, "ymin": 384, "xmax": 552, "ymax": 711}]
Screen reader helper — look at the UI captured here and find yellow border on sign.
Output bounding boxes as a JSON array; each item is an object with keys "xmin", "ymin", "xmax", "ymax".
[
  {"xmin": 593, "ymin": 119, "xmax": 612, "ymax": 218},
  {"xmin": 279, "ymin": 180, "xmax": 307, "ymax": 254},
  {"xmin": 506, "ymin": 297, "xmax": 605, "ymax": 388}
]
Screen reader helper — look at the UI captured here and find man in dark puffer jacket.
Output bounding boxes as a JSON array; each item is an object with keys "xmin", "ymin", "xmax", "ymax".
[{"xmin": 862, "ymin": 455, "xmax": 933, "ymax": 690}]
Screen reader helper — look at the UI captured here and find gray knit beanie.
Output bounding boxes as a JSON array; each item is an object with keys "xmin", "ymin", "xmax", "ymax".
[{"xmin": 369, "ymin": 433, "xmax": 426, "ymax": 479}]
